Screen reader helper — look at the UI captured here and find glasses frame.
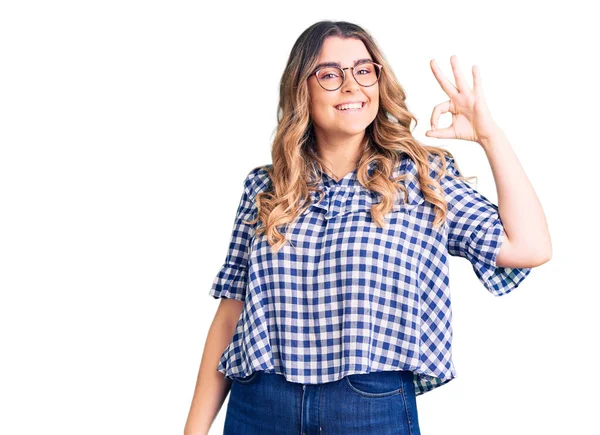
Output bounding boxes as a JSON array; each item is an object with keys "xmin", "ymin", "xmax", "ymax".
[{"xmin": 311, "ymin": 61, "xmax": 384, "ymax": 91}]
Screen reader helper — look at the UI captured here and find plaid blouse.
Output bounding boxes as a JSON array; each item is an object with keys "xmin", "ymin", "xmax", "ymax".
[{"xmin": 209, "ymin": 152, "xmax": 532, "ymax": 396}]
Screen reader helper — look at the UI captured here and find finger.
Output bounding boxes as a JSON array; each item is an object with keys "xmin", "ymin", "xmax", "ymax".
[
  {"xmin": 425, "ymin": 125, "xmax": 455, "ymax": 139},
  {"xmin": 430, "ymin": 59, "xmax": 459, "ymax": 99},
  {"xmin": 472, "ymin": 65, "xmax": 484, "ymax": 98},
  {"xmin": 430, "ymin": 100, "xmax": 453, "ymax": 130},
  {"xmin": 450, "ymin": 55, "xmax": 470, "ymax": 94}
]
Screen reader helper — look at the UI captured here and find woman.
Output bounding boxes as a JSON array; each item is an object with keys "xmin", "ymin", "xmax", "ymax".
[{"xmin": 185, "ymin": 20, "xmax": 551, "ymax": 435}]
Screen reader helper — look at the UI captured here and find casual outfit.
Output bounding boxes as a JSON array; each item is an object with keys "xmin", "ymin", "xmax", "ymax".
[{"xmin": 209, "ymin": 152, "xmax": 532, "ymax": 434}]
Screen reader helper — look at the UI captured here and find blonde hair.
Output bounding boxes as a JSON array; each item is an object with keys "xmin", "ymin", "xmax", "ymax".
[{"xmin": 248, "ymin": 20, "xmax": 473, "ymax": 253}]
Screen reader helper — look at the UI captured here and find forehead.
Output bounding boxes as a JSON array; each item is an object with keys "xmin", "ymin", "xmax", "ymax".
[{"xmin": 317, "ymin": 36, "xmax": 371, "ymax": 64}]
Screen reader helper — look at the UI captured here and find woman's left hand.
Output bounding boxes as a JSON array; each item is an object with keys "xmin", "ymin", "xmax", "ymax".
[{"xmin": 425, "ymin": 55, "xmax": 501, "ymax": 145}]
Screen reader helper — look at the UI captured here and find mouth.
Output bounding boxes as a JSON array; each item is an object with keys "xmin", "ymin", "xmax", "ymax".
[{"xmin": 334, "ymin": 101, "xmax": 366, "ymax": 112}]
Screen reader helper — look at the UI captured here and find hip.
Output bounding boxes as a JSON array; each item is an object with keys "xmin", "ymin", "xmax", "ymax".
[{"xmin": 224, "ymin": 369, "xmax": 421, "ymax": 435}]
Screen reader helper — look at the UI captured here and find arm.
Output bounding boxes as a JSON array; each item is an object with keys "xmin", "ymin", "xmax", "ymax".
[
  {"xmin": 425, "ymin": 55, "xmax": 551, "ymax": 269},
  {"xmin": 441, "ymin": 154, "xmax": 533, "ymax": 297},
  {"xmin": 479, "ymin": 127, "xmax": 552, "ymax": 268},
  {"xmin": 184, "ymin": 298, "xmax": 244, "ymax": 435},
  {"xmin": 184, "ymin": 167, "xmax": 261, "ymax": 433}
]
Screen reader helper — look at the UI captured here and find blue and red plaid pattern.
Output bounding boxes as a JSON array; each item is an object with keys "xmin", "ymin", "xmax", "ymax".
[{"xmin": 209, "ymin": 153, "xmax": 531, "ymax": 396}]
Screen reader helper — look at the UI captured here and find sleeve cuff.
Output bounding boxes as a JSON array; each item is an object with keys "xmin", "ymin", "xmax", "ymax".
[
  {"xmin": 468, "ymin": 216, "xmax": 532, "ymax": 297},
  {"xmin": 209, "ymin": 263, "xmax": 248, "ymax": 301}
]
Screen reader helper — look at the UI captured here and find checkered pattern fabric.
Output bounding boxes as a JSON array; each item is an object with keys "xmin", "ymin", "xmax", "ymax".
[{"xmin": 209, "ymin": 152, "xmax": 531, "ymax": 396}]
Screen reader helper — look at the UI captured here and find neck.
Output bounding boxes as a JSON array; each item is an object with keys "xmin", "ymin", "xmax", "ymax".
[{"xmin": 313, "ymin": 131, "xmax": 367, "ymax": 179}]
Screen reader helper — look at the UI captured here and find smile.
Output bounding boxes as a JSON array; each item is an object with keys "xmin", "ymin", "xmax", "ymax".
[{"xmin": 335, "ymin": 102, "xmax": 366, "ymax": 111}]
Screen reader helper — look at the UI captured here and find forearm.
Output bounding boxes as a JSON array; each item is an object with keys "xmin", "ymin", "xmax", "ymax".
[
  {"xmin": 184, "ymin": 314, "xmax": 238, "ymax": 435},
  {"xmin": 479, "ymin": 126, "xmax": 552, "ymax": 263}
]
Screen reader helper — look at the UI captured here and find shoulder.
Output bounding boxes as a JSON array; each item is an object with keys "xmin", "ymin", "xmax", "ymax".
[
  {"xmin": 395, "ymin": 152, "xmax": 466, "ymax": 204},
  {"xmin": 243, "ymin": 164, "xmax": 273, "ymax": 200},
  {"xmin": 426, "ymin": 152, "xmax": 458, "ymax": 177},
  {"xmin": 393, "ymin": 151, "xmax": 458, "ymax": 183}
]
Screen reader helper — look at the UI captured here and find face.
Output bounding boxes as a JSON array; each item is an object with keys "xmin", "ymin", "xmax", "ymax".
[{"xmin": 307, "ymin": 36, "xmax": 380, "ymax": 143}]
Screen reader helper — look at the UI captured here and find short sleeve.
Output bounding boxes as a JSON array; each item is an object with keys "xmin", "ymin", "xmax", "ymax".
[
  {"xmin": 441, "ymin": 156, "xmax": 532, "ymax": 297},
  {"xmin": 208, "ymin": 172, "xmax": 258, "ymax": 301}
]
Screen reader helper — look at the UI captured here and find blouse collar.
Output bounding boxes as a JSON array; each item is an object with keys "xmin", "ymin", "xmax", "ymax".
[
  {"xmin": 309, "ymin": 155, "xmax": 418, "ymax": 190},
  {"xmin": 311, "ymin": 159, "xmax": 380, "ymax": 189},
  {"xmin": 301, "ymin": 154, "xmax": 425, "ymax": 219}
]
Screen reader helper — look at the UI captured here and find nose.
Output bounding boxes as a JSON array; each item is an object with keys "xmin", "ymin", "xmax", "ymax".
[{"xmin": 340, "ymin": 69, "xmax": 360, "ymax": 93}]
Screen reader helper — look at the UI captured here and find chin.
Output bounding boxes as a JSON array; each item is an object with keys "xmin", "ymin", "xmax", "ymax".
[
  {"xmin": 338, "ymin": 127, "xmax": 369, "ymax": 136},
  {"xmin": 342, "ymin": 121, "xmax": 372, "ymax": 132}
]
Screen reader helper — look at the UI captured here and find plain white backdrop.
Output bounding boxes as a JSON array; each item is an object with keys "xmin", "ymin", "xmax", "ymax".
[{"xmin": 1, "ymin": 1, "xmax": 598, "ymax": 434}]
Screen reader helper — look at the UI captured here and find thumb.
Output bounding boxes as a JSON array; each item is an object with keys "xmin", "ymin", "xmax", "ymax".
[{"xmin": 426, "ymin": 126, "xmax": 454, "ymax": 138}]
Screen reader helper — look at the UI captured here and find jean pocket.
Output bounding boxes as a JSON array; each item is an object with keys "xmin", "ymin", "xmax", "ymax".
[
  {"xmin": 344, "ymin": 370, "xmax": 404, "ymax": 398},
  {"xmin": 232, "ymin": 370, "xmax": 260, "ymax": 385}
]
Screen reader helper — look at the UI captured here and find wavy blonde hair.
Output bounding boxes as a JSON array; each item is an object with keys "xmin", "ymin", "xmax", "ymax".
[{"xmin": 248, "ymin": 20, "xmax": 474, "ymax": 253}]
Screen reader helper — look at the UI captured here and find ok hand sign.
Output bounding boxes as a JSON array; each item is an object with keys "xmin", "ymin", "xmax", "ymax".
[{"xmin": 425, "ymin": 55, "xmax": 501, "ymax": 145}]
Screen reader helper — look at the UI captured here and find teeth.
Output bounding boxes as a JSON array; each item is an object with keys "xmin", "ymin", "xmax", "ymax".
[{"xmin": 336, "ymin": 102, "xmax": 364, "ymax": 110}]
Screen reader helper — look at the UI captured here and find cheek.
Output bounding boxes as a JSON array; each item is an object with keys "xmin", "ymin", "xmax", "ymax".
[
  {"xmin": 309, "ymin": 99, "xmax": 322, "ymax": 119},
  {"xmin": 369, "ymin": 91, "xmax": 380, "ymax": 111},
  {"xmin": 370, "ymin": 87, "xmax": 380, "ymax": 104},
  {"xmin": 311, "ymin": 98, "xmax": 335, "ymax": 120}
]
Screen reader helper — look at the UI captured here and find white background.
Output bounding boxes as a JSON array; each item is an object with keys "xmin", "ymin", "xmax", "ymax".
[{"xmin": 1, "ymin": 1, "xmax": 598, "ymax": 434}]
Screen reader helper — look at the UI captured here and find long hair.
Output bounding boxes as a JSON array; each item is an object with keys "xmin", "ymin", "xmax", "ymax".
[{"xmin": 248, "ymin": 20, "xmax": 473, "ymax": 253}]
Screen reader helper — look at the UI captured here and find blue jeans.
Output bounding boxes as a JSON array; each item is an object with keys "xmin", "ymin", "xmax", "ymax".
[{"xmin": 223, "ymin": 370, "xmax": 421, "ymax": 435}]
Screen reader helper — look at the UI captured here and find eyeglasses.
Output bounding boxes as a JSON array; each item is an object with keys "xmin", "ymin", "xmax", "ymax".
[{"xmin": 311, "ymin": 61, "xmax": 383, "ymax": 91}]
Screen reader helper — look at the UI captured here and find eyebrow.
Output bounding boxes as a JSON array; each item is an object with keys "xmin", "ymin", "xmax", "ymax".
[{"xmin": 313, "ymin": 58, "xmax": 373, "ymax": 71}]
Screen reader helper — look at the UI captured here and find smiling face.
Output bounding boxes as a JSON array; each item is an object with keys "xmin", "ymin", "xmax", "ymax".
[{"xmin": 308, "ymin": 36, "xmax": 380, "ymax": 144}]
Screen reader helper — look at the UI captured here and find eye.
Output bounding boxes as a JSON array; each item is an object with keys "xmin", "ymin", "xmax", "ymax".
[
  {"xmin": 317, "ymin": 68, "xmax": 342, "ymax": 80},
  {"xmin": 355, "ymin": 65, "xmax": 374, "ymax": 75}
]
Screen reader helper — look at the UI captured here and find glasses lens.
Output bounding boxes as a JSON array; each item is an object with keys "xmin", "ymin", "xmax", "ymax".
[
  {"xmin": 316, "ymin": 67, "xmax": 343, "ymax": 90},
  {"xmin": 354, "ymin": 62, "xmax": 380, "ymax": 87}
]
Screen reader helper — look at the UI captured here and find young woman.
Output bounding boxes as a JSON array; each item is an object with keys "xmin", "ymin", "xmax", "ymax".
[{"xmin": 185, "ymin": 20, "xmax": 551, "ymax": 435}]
